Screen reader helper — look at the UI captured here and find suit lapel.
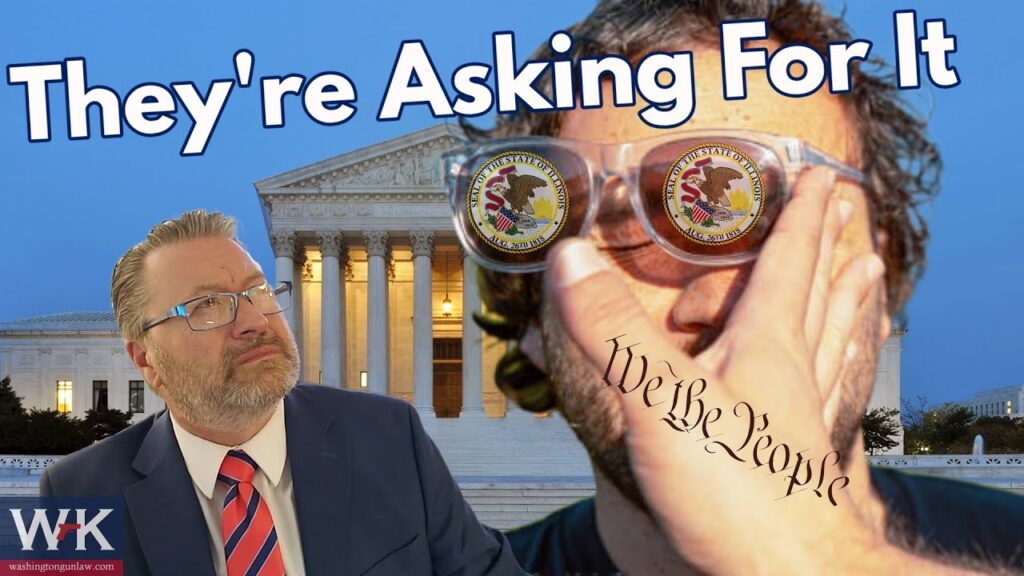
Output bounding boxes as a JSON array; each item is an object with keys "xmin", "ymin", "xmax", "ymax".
[
  {"xmin": 123, "ymin": 411, "xmax": 216, "ymax": 576},
  {"xmin": 286, "ymin": 387, "xmax": 353, "ymax": 575}
]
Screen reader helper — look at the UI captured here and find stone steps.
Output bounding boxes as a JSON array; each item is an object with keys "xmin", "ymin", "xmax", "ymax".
[{"xmin": 457, "ymin": 479, "xmax": 595, "ymax": 530}]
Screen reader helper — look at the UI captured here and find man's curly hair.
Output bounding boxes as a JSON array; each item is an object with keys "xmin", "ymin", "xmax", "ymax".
[{"xmin": 466, "ymin": 0, "xmax": 941, "ymax": 410}]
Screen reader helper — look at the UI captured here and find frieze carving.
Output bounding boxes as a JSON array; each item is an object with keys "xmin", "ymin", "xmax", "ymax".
[
  {"xmin": 271, "ymin": 203, "xmax": 451, "ymax": 220},
  {"xmin": 410, "ymin": 230, "xmax": 435, "ymax": 258},
  {"xmin": 269, "ymin": 231, "xmax": 296, "ymax": 258},
  {"xmin": 284, "ymin": 136, "xmax": 459, "ymax": 189}
]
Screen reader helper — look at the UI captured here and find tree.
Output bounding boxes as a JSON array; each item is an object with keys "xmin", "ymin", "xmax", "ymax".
[
  {"xmin": 0, "ymin": 376, "xmax": 132, "ymax": 454},
  {"xmin": 926, "ymin": 403, "xmax": 975, "ymax": 448},
  {"xmin": 900, "ymin": 395, "xmax": 928, "ymax": 429},
  {"xmin": 958, "ymin": 416, "xmax": 1024, "ymax": 454},
  {"xmin": 902, "ymin": 397, "xmax": 977, "ymax": 454},
  {"xmin": 0, "ymin": 375, "xmax": 24, "ymax": 418},
  {"xmin": 19, "ymin": 409, "xmax": 92, "ymax": 455},
  {"xmin": 0, "ymin": 376, "xmax": 28, "ymax": 452},
  {"xmin": 82, "ymin": 408, "xmax": 133, "ymax": 442},
  {"xmin": 862, "ymin": 407, "xmax": 901, "ymax": 455}
]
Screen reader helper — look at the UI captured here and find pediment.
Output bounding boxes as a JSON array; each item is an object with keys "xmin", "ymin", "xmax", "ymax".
[{"xmin": 255, "ymin": 123, "xmax": 464, "ymax": 192}]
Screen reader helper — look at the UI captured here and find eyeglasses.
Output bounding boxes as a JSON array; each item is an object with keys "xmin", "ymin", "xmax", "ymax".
[
  {"xmin": 442, "ymin": 129, "xmax": 865, "ymax": 273},
  {"xmin": 141, "ymin": 282, "xmax": 292, "ymax": 332}
]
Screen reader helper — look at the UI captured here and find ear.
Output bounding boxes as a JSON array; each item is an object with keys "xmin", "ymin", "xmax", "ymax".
[
  {"xmin": 519, "ymin": 323, "xmax": 549, "ymax": 373},
  {"xmin": 125, "ymin": 339, "xmax": 163, "ymax": 396}
]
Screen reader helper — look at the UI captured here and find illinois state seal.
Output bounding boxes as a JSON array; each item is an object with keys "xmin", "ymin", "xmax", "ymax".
[
  {"xmin": 663, "ymin": 143, "xmax": 764, "ymax": 245},
  {"xmin": 467, "ymin": 151, "xmax": 568, "ymax": 253}
]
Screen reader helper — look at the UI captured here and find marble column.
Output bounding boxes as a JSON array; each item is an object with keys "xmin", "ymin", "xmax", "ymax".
[
  {"xmin": 410, "ymin": 230, "xmax": 435, "ymax": 415},
  {"xmin": 461, "ymin": 252, "xmax": 484, "ymax": 414},
  {"xmin": 270, "ymin": 231, "xmax": 296, "ymax": 330},
  {"xmin": 364, "ymin": 230, "xmax": 390, "ymax": 396},
  {"xmin": 292, "ymin": 245, "xmax": 306, "ymax": 376},
  {"xmin": 318, "ymin": 231, "xmax": 346, "ymax": 388}
]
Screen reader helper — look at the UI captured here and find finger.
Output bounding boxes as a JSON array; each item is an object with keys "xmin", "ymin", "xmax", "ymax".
[
  {"xmin": 804, "ymin": 195, "xmax": 854, "ymax": 353},
  {"xmin": 814, "ymin": 253, "xmax": 885, "ymax": 402},
  {"xmin": 728, "ymin": 167, "xmax": 835, "ymax": 339}
]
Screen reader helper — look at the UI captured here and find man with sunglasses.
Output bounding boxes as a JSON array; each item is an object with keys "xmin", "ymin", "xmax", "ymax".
[
  {"xmin": 39, "ymin": 211, "xmax": 525, "ymax": 575},
  {"xmin": 446, "ymin": 1, "xmax": 1024, "ymax": 574}
]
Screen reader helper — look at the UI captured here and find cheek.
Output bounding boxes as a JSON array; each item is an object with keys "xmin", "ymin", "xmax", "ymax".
[
  {"xmin": 174, "ymin": 332, "xmax": 227, "ymax": 366},
  {"xmin": 268, "ymin": 316, "xmax": 296, "ymax": 346}
]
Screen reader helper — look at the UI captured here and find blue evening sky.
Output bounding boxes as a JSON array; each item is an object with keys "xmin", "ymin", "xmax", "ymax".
[{"xmin": 1, "ymin": 1, "xmax": 1018, "ymax": 405}]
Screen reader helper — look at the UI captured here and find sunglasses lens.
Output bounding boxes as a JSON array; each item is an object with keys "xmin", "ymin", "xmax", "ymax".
[
  {"xmin": 639, "ymin": 138, "xmax": 786, "ymax": 261},
  {"xmin": 454, "ymin": 143, "xmax": 589, "ymax": 269}
]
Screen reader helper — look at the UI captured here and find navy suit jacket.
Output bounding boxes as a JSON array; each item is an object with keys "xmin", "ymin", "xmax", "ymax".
[{"xmin": 40, "ymin": 384, "xmax": 525, "ymax": 576}]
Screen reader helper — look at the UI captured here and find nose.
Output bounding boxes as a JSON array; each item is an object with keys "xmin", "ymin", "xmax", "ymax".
[
  {"xmin": 668, "ymin": 264, "xmax": 752, "ymax": 333},
  {"xmin": 231, "ymin": 295, "xmax": 269, "ymax": 339}
]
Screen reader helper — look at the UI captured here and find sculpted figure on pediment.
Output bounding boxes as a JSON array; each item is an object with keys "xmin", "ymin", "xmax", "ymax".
[{"xmin": 308, "ymin": 144, "xmax": 443, "ymax": 188}]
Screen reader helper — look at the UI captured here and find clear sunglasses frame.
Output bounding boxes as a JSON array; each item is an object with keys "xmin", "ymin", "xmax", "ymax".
[
  {"xmin": 443, "ymin": 129, "xmax": 865, "ymax": 273},
  {"xmin": 140, "ymin": 281, "xmax": 292, "ymax": 332}
]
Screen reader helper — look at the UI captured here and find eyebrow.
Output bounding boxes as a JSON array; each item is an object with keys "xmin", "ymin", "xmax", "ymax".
[{"xmin": 185, "ymin": 272, "xmax": 267, "ymax": 300}]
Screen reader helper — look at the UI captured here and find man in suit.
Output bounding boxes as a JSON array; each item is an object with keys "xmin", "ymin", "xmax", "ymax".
[{"xmin": 40, "ymin": 210, "xmax": 524, "ymax": 576}]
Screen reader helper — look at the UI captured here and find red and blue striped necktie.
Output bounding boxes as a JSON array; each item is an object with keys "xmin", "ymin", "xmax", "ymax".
[{"xmin": 218, "ymin": 450, "xmax": 286, "ymax": 576}]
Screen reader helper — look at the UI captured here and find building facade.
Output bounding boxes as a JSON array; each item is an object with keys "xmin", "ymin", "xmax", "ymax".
[
  {"xmin": 0, "ymin": 312, "xmax": 165, "ymax": 422},
  {"xmin": 957, "ymin": 385, "xmax": 1024, "ymax": 418}
]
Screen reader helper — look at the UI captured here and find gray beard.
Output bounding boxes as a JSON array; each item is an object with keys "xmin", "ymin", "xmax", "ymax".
[
  {"xmin": 539, "ymin": 291, "xmax": 882, "ymax": 512},
  {"xmin": 150, "ymin": 333, "xmax": 300, "ymax": 433}
]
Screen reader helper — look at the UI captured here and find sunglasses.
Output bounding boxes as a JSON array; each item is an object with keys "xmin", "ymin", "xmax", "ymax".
[{"xmin": 443, "ymin": 129, "xmax": 864, "ymax": 273}]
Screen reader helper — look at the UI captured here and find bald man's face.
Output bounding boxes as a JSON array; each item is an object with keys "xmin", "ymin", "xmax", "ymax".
[{"xmin": 539, "ymin": 42, "xmax": 889, "ymax": 507}]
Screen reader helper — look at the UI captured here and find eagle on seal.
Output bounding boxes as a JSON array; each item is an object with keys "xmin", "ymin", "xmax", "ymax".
[
  {"xmin": 698, "ymin": 165, "xmax": 743, "ymax": 208},
  {"xmin": 502, "ymin": 173, "xmax": 547, "ymax": 214}
]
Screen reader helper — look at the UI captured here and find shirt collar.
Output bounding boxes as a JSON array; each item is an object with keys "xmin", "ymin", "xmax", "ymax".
[{"xmin": 170, "ymin": 399, "xmax": 287, "ymax": 499}]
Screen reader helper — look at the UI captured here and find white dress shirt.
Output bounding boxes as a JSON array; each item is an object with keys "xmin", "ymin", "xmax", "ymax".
[{"xmin": 170, "ymin": 400, "xmax": 306, "ymax": 576}]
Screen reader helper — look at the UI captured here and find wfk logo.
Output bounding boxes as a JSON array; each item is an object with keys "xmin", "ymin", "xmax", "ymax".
[
  {"xmin": 9, "ymin": 507, "xmax": 114, "ymax": 551},
  {"xmin": 1, "ymin": 497, "xmax": 123, "ymax": 576}
]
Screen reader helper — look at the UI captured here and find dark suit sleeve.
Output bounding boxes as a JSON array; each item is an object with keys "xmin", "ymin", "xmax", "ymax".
[{"xmin": 405, "ymin": 404, "xmax": 526, "ymax": 576}]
